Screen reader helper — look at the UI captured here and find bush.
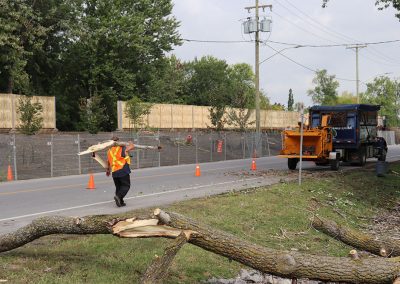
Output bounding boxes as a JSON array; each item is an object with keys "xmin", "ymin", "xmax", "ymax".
[{"xmin": 17, "ymin": 96, "xmax": 44, "ymax": 135}]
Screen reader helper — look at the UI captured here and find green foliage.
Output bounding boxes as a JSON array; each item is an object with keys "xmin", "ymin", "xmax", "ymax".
[
  {"xmin": 307, "ymin": 69, "xmax": 339, "ymax": 105},
  {"xmin": 376, "ymin": 0, "xmax": 400, "ymax": 20},
  {"xmin": 322, "ymin": 0, "xmax": 400, "ymax": 20},
  {"xmin": 287, "ymin": 89, "xmax": 294, "ymax": 111},
  {"xmin": 0, "ymin": 0, "xmax": 48, "ymax": 94},
  {"xmin": 337, "ymin": 91, "xmax": 357, "ymax": 104},
  {"xmin": 79, "ymin": 95, "xmax": 108, "ymax": 134},
  {"xmin": 226, "ymin": 63, "xmax": 255, "ymax": 131},
  {"xmin": 226, "ymin": 108, "xmax": 254, "ymax": 131},
  {"xmin": 259, "ymin": 92, "xmax": 271, "ymax": 110},
  {"xmin": 184, "ymin": 56, "xmax": 231, "ymax": 130},
  {"xmin": 362, "ymin": 76, "xmax": 400, "ymax": 126},
  {"xmin": 146, "ymin": 56, "xmax": 187, "ymax": 104},
  {"xmin": 0, "ymin": 0, "xmax": 181, "ymax": 131},
  {"xmin": 124, "ymin": 96, "xmax": 152, "ymax": 131},
  {"xmin": 16, "ymin": 96, "xmax": 43, "ymax": 135}
]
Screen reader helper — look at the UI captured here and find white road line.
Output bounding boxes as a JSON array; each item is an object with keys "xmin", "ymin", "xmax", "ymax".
[{"xmin": 0, "ymin": 177, "xmax": 264, "ymax": 222}]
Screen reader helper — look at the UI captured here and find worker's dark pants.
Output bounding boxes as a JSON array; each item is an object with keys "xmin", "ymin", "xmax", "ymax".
[{"xmin": 112, "ymin": 174, "xmax": 131, "ymax": 201}]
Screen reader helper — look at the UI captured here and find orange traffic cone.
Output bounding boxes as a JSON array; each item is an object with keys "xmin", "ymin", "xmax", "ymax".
[
  {"xmin": 251, "ymin": 159, "xmax": 257, "ymax": 171},
  {"xmin": 87, "ymin": 174, "xmax": 96, "ymax": 190},
  {"xmin": 7, "ymin": 165, "xmax": 14, "ymax": 181},
  {"xmin": 195, "ymin": 164, "xmax": 201, "ymax": 177}
]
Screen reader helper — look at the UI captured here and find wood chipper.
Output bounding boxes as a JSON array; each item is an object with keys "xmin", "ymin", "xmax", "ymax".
[
  {"xmin": 279, "ymin": 104, "xmax": 387, "ymax": 171},
  {"xmin": 279, "ymin": 114, "xmax": 338, "ymax": 170}
]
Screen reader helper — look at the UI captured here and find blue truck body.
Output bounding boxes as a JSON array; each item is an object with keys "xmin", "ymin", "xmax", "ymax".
[{"xmin": 309, "ymin": 104, "xmax": 387, "ymax": 165}]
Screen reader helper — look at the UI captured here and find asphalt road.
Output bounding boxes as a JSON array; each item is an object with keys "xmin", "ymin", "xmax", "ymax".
[{"xmin": 1, "ymin": 145, "xmax": 400, "ymax": 235}]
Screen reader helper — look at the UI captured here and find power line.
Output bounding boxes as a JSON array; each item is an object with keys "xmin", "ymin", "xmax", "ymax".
[
  {"xmin": 275, "ymin": 0, "xmax": 353, "ymax": 44},
  {"xmin": 267, "ymin": 39, "xmax": 400, "ymax": 48},
  {"xmin": 264, "ymin": 44, "xmax": 357, "ymax": 82},
  {"xmin": 271, "ymin": 10, "xmax": 341, "ymax": 44},
  {"xmin": 182, "ymin": 38, "xmax": 253, "ymax": 43},
  {"xmin": 182, "ymin": 38, "xmax": 400, "ymax": 47},
  {"xmin": 273, "ymin": 0, "xmax": 400, "ymax": 65}
]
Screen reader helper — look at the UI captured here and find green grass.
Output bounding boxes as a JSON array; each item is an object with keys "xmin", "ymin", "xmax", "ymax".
[{"xmin": 1, "ymin": 162, "xmax": 400, "ymax": 283}]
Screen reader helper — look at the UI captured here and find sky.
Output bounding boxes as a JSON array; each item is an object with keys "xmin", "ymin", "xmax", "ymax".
[{"xmin": 170, "ymin": 0, "xmax": 400, "ymax": 107}]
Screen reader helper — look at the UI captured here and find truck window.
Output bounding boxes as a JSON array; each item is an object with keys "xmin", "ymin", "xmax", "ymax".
[
  {"xmin": 360, "ymin": 111, "xmax": 377, "ymax": 126},
  {"xmin": 330, "ymin": 112, "xmax": 347, "ymax": 127},
  {"xmin": 347, "ymin": 115, "xmax": 356, "ymax": 128},
  {"xmin": 311, "ymin": 114, "xmax": 320, "ymax": 127}
]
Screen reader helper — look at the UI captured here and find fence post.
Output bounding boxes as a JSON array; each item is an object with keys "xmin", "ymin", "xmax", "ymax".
[
  {"xmin": 157, "ymin": 129, "xmax": 161, "ymax": 167},
  {"xmin": 12, "ymin": 134, "xmax": 18, "ymax": 180},
  {"xmin": 136, "ymin": 132, "xmax": 140, "ymax": 169},
  {"xmin": 50, "ymin": 134, "xmax": 54, "ymax": 177},
  {"xmin": 224, "ymin": 132, "xmax": 227, "ymax": 161},
  {"xmin": 195, "ymin": 131, "xmax": 198, "ymax": 164},
  {"xmin": 265, "ymin": 131, "xmax": 271, "ymax": 156},
  {"xmin": 77, "ymin": 134, "xmax": 82, "ymax": 174},
  {"xmin": 210, "ymin": 132, "xmax": 213, "ymax": 162},
  {"xmin": 177, "ymin": 132, "xmax": 180, "ymax": 165},
  {"xmin": 242, "ymin": 133, "xmax": 245, "ymax": 159}
]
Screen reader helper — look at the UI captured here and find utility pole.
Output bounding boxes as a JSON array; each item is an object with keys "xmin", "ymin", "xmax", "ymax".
[
  {"xmin": 244, "ymin": 1, "xmax": 272, "ymax": 156},
  {"xmin": 346, "ymin": 44, "xmax": 367, "ymax": 103}
]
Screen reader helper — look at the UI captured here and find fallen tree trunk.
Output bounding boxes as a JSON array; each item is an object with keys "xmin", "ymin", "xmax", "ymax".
[
  {"xmin": 114, "ymin": 209, "xmax": 400, "ymax": 283},
  {"xmin": 312, "ymin": 215, "xmax": 400, "ymax": 257},
  {"xmin": 0, "ymin": 215, "xmax": 113, "ymax": 253},
  {"xmin": 1, "ymin": 210, "xmax": 400, "ymax": 283}
]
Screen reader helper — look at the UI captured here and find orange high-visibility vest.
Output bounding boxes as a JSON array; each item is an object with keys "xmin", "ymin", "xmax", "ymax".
[{"xmin": 107, "ymin": 146, "xmax": 131, "ymax": 173}]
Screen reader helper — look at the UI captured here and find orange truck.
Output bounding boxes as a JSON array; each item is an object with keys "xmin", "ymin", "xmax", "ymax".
[{"xmin": 279, "ymin": 104, "xmax": 387, "ymax": 171}]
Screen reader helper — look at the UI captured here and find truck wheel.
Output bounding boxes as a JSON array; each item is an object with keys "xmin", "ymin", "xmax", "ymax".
[
  {"xmin": 358, "ymin": 148, "xmax": 367, "ymax": 166},
  {"xmin": 330, "ymin": 159, "xmax": 340, "ymax": 171},
  {"xmin": 378, "ymin": 149, "xmax": 387, "ymax": 161},
  {"xmin": 288, "ymin": 158, "xmax": 298, "ymax": 170}
]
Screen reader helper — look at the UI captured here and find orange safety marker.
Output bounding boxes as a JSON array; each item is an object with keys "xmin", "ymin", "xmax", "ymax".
[
  {"xmin": 195, "ymin": 164, "xmax": 201, "ymax": 177},
  {"xmin": 7, "ymin": 165, "xmax": 14, "ymax": 181},
  {"xmin": 251, "ymin": 159, "xmax": 257, "ymax": 171},
  {"xmin": 87, "ymin": 174, "xmax": 96, "ymax": 190}
]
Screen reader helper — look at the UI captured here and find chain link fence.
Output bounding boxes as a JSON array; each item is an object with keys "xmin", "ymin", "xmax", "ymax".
[{"xmin": 0, "ymin": 130, "xmax": 283, "ymax": 181}]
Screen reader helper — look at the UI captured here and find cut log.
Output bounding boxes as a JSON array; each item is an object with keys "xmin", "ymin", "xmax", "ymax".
[
  {"xmin": 140, "ymin": 233, "xmax": 188, "ymax": 284},
  {"xmin": 1, "ymin": 210, "xmax": 400, "ymax": 283},
  {"xmin": 152, "ymin": 209, "xmax": 400, "ymax": 283},
  {"xmin": 312, "ymin": 215, "xmax": 400, "ymax": 257}
]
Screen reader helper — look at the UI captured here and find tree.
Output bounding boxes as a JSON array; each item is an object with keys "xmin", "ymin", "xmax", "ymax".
[
  {"xmin": 0, "ymin": 0, "xmax": 181, "ymax": 131},
  {"xmin": 322, "ymin": 0, "xmax": 400, "ymax": 20},
  {"xmin": 124, "ymin": 96, "xmax": 153, "ymax": 131},
  {"xmin": 287, "ymin": 89, "xmax": 294, "ymax": 111},
  {"xmin": 17, "ymin": 96, "xmax": 43, "ymax": 135},
  {"xmin": 226, "ymin": 63, "xmax": 255, "ymax": 131},
  {"xmin": 185, "ymin": 56, "xmax": 231, "ymax": 130},
  {"xmin": 307, "ymin": 69, "xmax": 339, "ymax": 105},
  {"xmin": 337, "ymin": 91, "xmax": 357, "ymax": 104},
  {"xmin": 0, "ymin": 0, "xmax": 48, "ymax": 94},
  {"xmin": 79, "ymin": 95, "xmax": 108, "ymax": 134},
  {"xmin": 146, "ymin": 56, "xmax": 187, "ymax": 104},
  {"xmin": 259, "ymin": 91, "xmax": 271, "ymax": 110},
  {"xmin": 55, "ymin": 0, "xmax": 181, "ymax": 131},
  {"xmin": 362, "ymin": 76, "xmax": 400, "ymax": 127},
  {"xmin": 270, "ymin": 103, "xmax": 286, "ymax": 111}
]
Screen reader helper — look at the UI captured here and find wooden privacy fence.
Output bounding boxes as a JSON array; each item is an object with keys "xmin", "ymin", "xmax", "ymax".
[
  {"xmin": 117, "ymin": 102, "xmax": 299, "ymax": 130},
  {"xmin": 0, "ymin": 94, "xmax": 56, "ymax": 131}
]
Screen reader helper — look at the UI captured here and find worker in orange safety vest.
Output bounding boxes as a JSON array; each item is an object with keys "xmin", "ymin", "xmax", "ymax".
[{"xmin": 106, "ymin": 137, "xmax": 135, "ymax": 207}]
